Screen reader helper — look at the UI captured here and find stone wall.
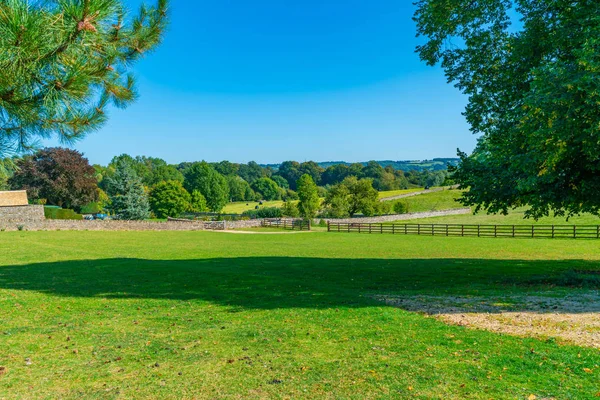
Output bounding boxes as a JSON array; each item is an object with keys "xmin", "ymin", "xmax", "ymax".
[
  {"xmin": 320, "ymin": 208, "xmax": 472, "ymax": 224},
  {"xmin": 0, "ymin": 219, "xmax": 206, "ymax": 232},
  {"xmin": 0, "ymin": 205, "xmax": 45, "ymax": 223},
  {"xmin": 0, "ymin": 190, "xmax": 29, "ymax": 207}
]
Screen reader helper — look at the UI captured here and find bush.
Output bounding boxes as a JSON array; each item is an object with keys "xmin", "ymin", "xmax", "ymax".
[
  {"xmin": 281, "ymin": 201, "xmax": 300, "ymax": 218},
  {"xmin": 44, "ymin": 206, "xmax": 83, "ymax": 220},
  {"xmin": 376, "ymin": 201, "xmax": 392, "ymax": 215},
  {"xmin": 242, "ymin": 207, "xmax": 283, "ymax": 219},
  {"xmin": 393, "ymin": 201, "xmax": 410, "ymax": 214}
]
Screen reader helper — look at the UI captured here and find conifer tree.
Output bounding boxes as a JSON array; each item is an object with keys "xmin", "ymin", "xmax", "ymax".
[
  {"xmin": 105, "ymin": 160, "xmax": 150, "ymax": 220},
  {"xmin": 0, "ymin": 0, "xmax": 168, "ymax": 156}
]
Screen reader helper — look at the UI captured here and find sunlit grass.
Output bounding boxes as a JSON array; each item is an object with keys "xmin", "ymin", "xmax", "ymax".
[{"xmin": 1, "ymin": 231, "xmax": 600, "ymax": 398}]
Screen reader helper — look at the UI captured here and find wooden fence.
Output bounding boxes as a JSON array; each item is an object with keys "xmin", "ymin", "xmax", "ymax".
[
  {"xmin": 263, "ymin": 219, "xmax": 311, "ymax": 231},
  {"xmin": 327, "ymin": 222, "xmax": 600, "ymax": 239}
]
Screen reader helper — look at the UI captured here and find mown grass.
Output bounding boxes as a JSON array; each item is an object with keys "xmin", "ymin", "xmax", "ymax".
[
  {"xmin": 1, "ymin": 231, "xmax": 600, "ymax": 399},
  {"xmin": 377, "ymin": 188, "xmax": 424, "ymax": 199},
  {"xmin": 401, "ymin": 189, "xmax": 464, "ymax": 213},
  {"xmin": 400, "ymin": 206, "xmax": 600, "ymax": 226},
  {"xmin": 0, "ymin": 232, "xmax": 600, "ymax": 399}
]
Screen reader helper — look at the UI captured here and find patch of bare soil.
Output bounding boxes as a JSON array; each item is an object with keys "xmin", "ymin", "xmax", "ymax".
[{"xmin": 375, "ymin": 293, "xmax": 600, "ymax": 349}]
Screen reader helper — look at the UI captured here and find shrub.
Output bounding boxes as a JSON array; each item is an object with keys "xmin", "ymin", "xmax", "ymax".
[
  {"xmin": 376, "ymin": 201, "xmax": 392, "ymax": 215},
  {"xmin": 149, "ymin": 180, "xmax": 191, "ymax": 219},
  {"xmin": 393, "ymin": 201, "xmax": 410, "ymax": 214},
  {"xmin": 281, "ymin": 201, "xmax": 300, "ymax": 218},
  {"xmin": 242, "ymin": 207, "xmax": 283, "ymax": 219},
  {"xmin": 44, "ymin": 207, "xmax": 83, "ymax": 220}
]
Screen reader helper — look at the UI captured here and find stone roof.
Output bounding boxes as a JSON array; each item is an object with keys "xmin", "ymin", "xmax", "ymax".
[{"xmin": 0, "ymin": 190, "xmax": 29, "ymax": 207}]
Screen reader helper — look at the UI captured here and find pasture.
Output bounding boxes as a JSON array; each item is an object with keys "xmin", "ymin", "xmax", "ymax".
[{"xmin": 1, "ymin": 230, "xmax": 600, "ymax": 399}]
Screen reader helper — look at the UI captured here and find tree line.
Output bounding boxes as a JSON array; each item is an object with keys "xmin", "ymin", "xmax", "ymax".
[{"xmin": 1, "ymin": 148, "xmax": 450, "ymax": 220}]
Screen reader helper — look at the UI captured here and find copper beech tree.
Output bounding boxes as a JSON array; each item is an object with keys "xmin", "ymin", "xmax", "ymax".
[{"xmin": 0, "ymin": 0, "xmax": 168, "ymax": 156}]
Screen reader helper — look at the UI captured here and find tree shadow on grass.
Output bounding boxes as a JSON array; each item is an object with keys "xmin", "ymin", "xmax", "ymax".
[{"xmin": 0, "ymin": 257, "xmax": 599, "ymax": 312}]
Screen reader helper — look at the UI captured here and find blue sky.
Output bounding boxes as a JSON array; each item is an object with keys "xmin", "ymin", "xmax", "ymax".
[{"xmin": 52, "ymin": 0, "xmax": 474, "ymax": 165}]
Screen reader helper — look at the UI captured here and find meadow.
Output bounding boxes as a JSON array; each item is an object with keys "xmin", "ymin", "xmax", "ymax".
[{"xmin": 1, "ymin": 230, "xmax": 600, "ymax": 399}]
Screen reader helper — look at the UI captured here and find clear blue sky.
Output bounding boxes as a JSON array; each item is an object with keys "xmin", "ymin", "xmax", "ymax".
[{"xmin": 51, "ymin": 0, "xmax": 475, "ymax": 165}]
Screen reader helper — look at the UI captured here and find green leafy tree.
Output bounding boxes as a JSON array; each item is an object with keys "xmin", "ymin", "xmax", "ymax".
[
  {"xmin": 415, "ymin": 1, "xmax": 600, "ymax": 218},
  {"xmin": 237, "ymin": 161, "xmax": 264, "ymax": 184},
  {"xmin": 323, "ymin": 184, "xmax": 351, "ymax": 218},
  {"xmin": 296, "ymin": 174, "xmax": 320, "ymax": 218},
  {"xmin": 183, "ymin": 162, "xmax": 229, "ymax": 212},
  {"xmin": 149, "ymin": 180, "xmax": 191, "ymax": 219},
  {"xmin": 9, "ymin": 147, "xmax": 98, "ymax": 211},
  {"xmin": 0, "ymin": 0, "xmax": 168, "ymax": 157},
  {"xmin": 189, "ymin": 190, "xmax": 207, "ymax": 213},
  {"xmin": 342, "ymin": 176, "xmax": 379, "ymax": 217},
  {"xmin": 226, "ymin": 175, "xmax": 252, "ymax": 201},
  {"xmin": 104, "ymin": 160, "xmax": 149, "ymax": 220},
  {"xmin": 251, "ymin": 177, "xmax": 280, "ymax": 201},
  {"xmin": 299, "ymin": 161, "xmax": 324, "ymax": 185},
  {"xmin": 277, "ymin": 161, "xmax": 302, "ymax": 190},
  {"xmin": 271, "ymin": 175, "xmax": 289, "ymax": 189},
  {"xmin": 281, "ymin": 201, "xmax": 300, "ymax": 218}
]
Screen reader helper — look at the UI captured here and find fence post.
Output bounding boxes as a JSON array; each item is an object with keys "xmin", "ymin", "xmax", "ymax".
[
  {"xmin": 552, "ymin": 225, "xmax": 555, "ymax": 239},
  {"xmin": 494, "ymin": 225, "xmax": 497, "ymax": 238},
  {"xmin": 327, "ymin": 221, "xmax": 330, "ymax": 232},
  {"xmin": 446, "ymin": 224, "xmax": 449, "ymax": 236},
  {"xmin": 359, "ymin": 224, "xmax": 361, "ymax": 234},
  {"xmin": 369, "ymin": 224, "xmax": 372, "ymax": 234},
  {"xmin": 477, "ymin": 225, "xmax": 480, "ymax": 237},
  {"xmin": 461, "ymin": 225, "xmax": 464, "ymax": 237},
  {"xmin": 431, "ymin": 224, "xmax": 434, "ymax": 236},
  {"xmin": 392, "ymin": 224, "xmax": 395, "ymax": 235},
  {"xmin": 418, "ymin": 224, "xmax": 421, "ymax": 235},
  {"xmin": 380, "ymin": 224, "xmax": 383, "ymax": 234},
  {"xmin": 573, "ymin": 226, "xmax": 576, "ymax": 239},
  {"xmin": 405, "ymin": 224, "xmax": 407, "ymax": 235},
  {"xmin": 532, "ymin": 225, "xmax": 534, "ymax": 238}
]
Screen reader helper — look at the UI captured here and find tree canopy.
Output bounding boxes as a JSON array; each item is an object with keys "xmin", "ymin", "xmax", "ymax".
[
  {"xmin": 415, "ymin": 0, "xmax": 600, "ymax": 218},
  {"xmin": 9, "ymin": 147, "xmax": 98, "ymax": 210},
  {"xmin": 0, "ymin": 0, "xmax": 168, "ymax": 156}
]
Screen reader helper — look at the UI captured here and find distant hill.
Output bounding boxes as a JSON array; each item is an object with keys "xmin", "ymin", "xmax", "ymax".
[{"xmin": 261, "ymin": 158, "xmax": 459, "ymax": 172}]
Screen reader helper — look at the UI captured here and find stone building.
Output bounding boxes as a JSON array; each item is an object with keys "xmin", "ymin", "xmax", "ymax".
[{"xmin": 0, "ymin": 190, "xmax": 45, "ymax": 223}]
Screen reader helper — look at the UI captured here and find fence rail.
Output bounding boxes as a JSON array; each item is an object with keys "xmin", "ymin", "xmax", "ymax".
[
  {"xmin": 327, "ymin": 222, "xmax": 600, "ymax": 239},
  {"xmin": 263, "ymin": 219, "xmax": 311, "ymax": 231}
]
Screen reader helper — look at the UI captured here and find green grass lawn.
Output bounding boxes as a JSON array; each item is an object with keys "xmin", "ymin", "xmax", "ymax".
[
  {"xmin": 402, "ymin": 189, "xmax": 464, "ymax": 213},
  {"xmin": 399, "ymin": 207, "xmax": 600, "ymax": 226},
  {"xmin": 2, "ymin": 231, "xmax": 600, "ymax": 399},
  {"xmin": 377, "ymin": 188, "xmax": 424, "ymax": 199}
]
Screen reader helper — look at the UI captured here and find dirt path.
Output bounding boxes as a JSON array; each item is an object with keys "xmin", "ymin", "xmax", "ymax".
[{"xmin": 375, "ymin": 293, "xmax": 600, "ymax": 348}]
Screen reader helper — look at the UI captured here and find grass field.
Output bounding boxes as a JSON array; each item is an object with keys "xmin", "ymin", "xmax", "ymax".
[
  {"xmin": 2, "ymin": 231, "xmax": 600, "ymax": 399},
  {"xmin": 398, "ymin": 206, "xmax": 600, "ymax": 226},
  {"xmin": 402, "ymin": 189, "xmax": 464, "ymax": 213},
  {"xmin": 377, "ymin": 188, "xmax": 424, "ymax": 199},
  {"xmin": 222, "ymin": 200, "xmax": 288, "ymax": 214}
]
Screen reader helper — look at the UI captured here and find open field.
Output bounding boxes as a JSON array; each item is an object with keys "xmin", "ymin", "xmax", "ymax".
[
  {"xmin": 222, "ymin": 200, "xmax": 288, "ymax": 214},
  {"xmin": 1, "ymin": 231, "xmax": 600, "ymax": 399},
  {"xmin": 400, "ymin": 207, "xmax": 600, "ymax": 226},
  {"xmin": 402, "ymin": 189, "xmax": 464, "ymax": 213},
  {"xmin": 377, "ymin": 188, "xmax": 424, "ymax": 199}
]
